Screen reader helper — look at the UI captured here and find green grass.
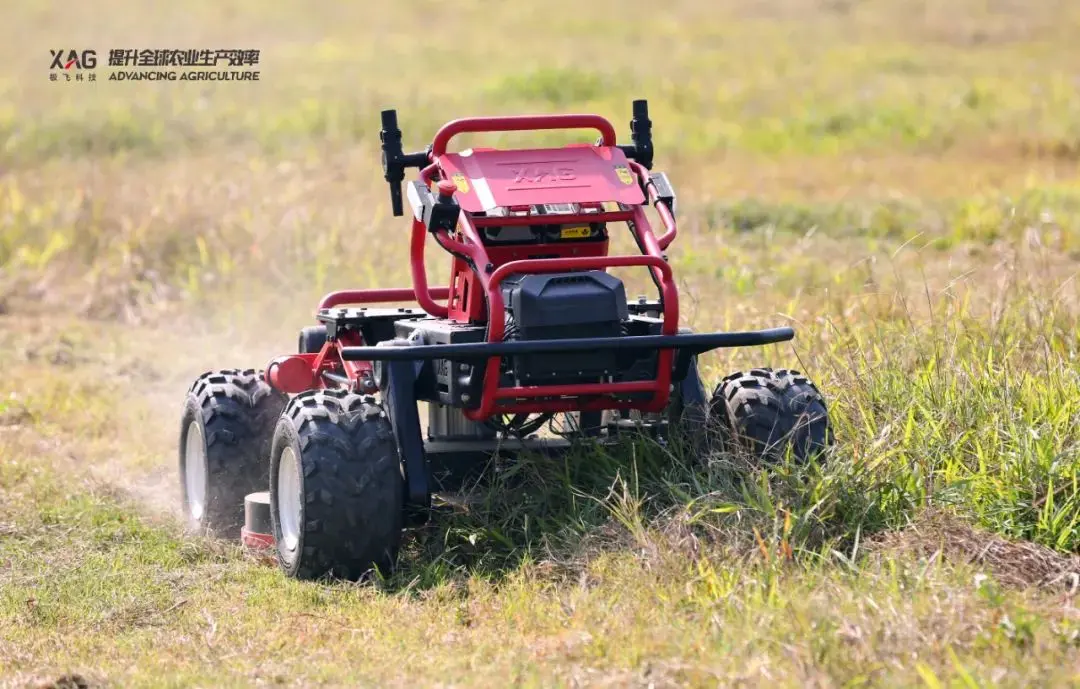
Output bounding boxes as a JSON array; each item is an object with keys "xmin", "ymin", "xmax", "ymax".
[
  {"xmin": 3, "ymin": 0, "xmax": 1080, "ymax": 685},
  {"xmin": 2, "ymin": 315, "xmax": 1080, "ymax": 686}
]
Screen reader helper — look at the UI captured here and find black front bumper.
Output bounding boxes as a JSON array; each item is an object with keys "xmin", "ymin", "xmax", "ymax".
[{"xmin": 340, "ymin": 327, "xmax": 794, "ymax": 362}]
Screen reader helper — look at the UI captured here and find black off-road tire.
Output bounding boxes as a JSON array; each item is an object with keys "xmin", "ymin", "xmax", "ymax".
[
  {"xmin": 710, "ymin": 368, "xmax": 831, "ymax": 464},
  {"xmin": 178, "ymin": 368, "xmax": 288, "ymax": 536},
  {"xmin": 269, "ymin": 389, "xmax": 404, "ymax": 581}
]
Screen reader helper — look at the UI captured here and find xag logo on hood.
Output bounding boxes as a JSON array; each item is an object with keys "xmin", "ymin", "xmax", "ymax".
[{"xmin": 50, "ymin": 49, "xmax": 97, "ymax": 69}]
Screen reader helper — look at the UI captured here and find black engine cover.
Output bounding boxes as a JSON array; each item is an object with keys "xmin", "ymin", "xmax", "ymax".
[{"xmin": 501, "ymin": 271, "xmax": 628, "ymax": 384}]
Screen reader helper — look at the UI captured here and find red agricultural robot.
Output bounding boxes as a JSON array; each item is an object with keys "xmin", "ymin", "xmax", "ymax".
[{"xmin": 178, "ymin": 101, "xmax": 831, "ymax": 580}]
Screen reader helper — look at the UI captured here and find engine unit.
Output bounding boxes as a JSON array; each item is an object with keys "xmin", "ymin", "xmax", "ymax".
[{"xmin": 500, "ymin": 270, "xmax": 628, "ymax": 384}]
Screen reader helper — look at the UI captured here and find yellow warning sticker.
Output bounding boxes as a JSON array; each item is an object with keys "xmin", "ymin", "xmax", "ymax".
[
  {"xmin": 614, "ymin": 165, "xmax": 633, "ymax": 186},
  {"xmin": 451, "ymin": 173, "xmax": 470, "ymax": 194},
  {"xmin": 560, "ymin": 225, "xmax": 592, "ymax": 239}
]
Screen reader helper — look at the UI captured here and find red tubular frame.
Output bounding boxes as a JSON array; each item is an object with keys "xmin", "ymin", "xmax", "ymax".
[
  {"xmin": 629, "ymin": 160, "xmax": 677, "ymax": 249},
  {"xmin": 319, "ymin": 287, "xmax": 449, "ymax": 311},
  {"xmin": 400, "ymin": 147, "xmax": 681, "ymax": 419},
  {"xmin": 463, "ymin": 253, "xmax": 677, "ymax": 420},
  {"xmin": 304, "ymin": 114, "xmax": 685, "ymax": 420},
  {"xmin": 432, "ymin": 114, "xmax": 617, "ymax": 156}
]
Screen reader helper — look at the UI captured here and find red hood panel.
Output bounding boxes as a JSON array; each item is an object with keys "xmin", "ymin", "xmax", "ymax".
[{"xmin": 437, "ymin": 145, "xmax": 645, "ymax": 213}]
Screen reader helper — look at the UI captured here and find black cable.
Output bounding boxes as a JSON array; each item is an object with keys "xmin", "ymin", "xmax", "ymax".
[
  {"xmin": 433, "ymin": 230, "xmax": 475, "ymax": 271},
  {"xmin": 627, "ymin": 216, "xmax": 665, "ymax": 308},
  {"xmin": 483, "ymin": 412, "xmax": 555, "ymax": 438}
]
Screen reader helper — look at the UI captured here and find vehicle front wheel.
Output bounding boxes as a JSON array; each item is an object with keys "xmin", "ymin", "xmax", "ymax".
[
  {"xmin": 709, "ymin": 368, "xmax": 831, "ymax": 464},
  {"xmin": 270, "ymin": 389, "xmax": 404, "ymax": 581}
]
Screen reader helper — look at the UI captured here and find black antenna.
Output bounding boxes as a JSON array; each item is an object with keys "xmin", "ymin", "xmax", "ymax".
[
  {"xmin": 629, "ymin": 99, "xmax": 653, "ymax": 170},
  {"xmin": 380, "ymin": 109, "xmax": 406, "ymax": 217},
  {"xmin": 379, "ymin": 110, "xmax": 431, "ymax": 217}
]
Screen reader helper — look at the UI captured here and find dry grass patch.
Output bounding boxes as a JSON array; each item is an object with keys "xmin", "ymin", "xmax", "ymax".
[{"xmin": 867, "ymin": 510, "xmax": 1080, "ymax": 593}]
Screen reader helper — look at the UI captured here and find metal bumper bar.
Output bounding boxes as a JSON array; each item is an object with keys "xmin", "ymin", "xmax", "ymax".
[{"xmin": 340, "ymin": 327, "xmax": 794, "ymax": 362}]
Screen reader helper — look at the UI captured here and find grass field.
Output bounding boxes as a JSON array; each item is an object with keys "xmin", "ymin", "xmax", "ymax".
[{"xmin": 3, "ymin": 0, "xmax": 1080, "ymax": 686}]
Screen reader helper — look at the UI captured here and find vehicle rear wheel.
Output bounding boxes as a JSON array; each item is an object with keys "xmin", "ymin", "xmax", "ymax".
[
  {"xmin": 178, "ymin": 369, "xmax": 288, "ymax": 536},
  {"xmin": 709, "ymin": 368, "xmax": 831, "ymax": 464},
  {"xmin": 270, "ymin": 389, "xmax": 404, "ymax": 581}
]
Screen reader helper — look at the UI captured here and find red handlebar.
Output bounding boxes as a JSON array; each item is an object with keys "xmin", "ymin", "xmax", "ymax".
[{"xmin": 431, "ymin": 114, "xmax": 618, "ymax": 156}]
